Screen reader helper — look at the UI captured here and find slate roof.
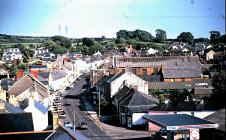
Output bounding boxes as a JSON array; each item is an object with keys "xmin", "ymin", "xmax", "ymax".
[
  {"xmin": 163, "ymin": 69, "xmax": 202, "ymax": 78},
  {"xmin": 149, "ymin": 82, "xmax": 193, "ymax": 89},
  {"xmin": 0, "ymin": 112, "xmax": 34, "ymax": 132},
  {"xmin": 0, "ymin": 100, "xmax": 24, "ymax": 113},
  {"xmin": 34, "ymin": 100, "xmax": 48, "ymax": 114},
  {"xmin": 106, "ymin": 71, "xmax": 125, "ymax": 83},
  {"xmin": 38, "ymin": 72, "xmax": 50, "ymax": 85},
  {"xmin": 0, "ymin": 78, "xmax": 14, "ymax": 90},
  {"xmin": 121, "ymin": 91, "xmax": 159, "ymax": 113},
  {"xmin": 46, "ymin": 127, "xmax": 76, "ymax": 140},
  {"xmin": 114, "ymin": 86, "xmax": 159, "ymax": 113},
  {"xmin": 115, "ymin": 56, "xmax": 201, "ymax": 68},
  {"xmin": 0, "ymin": 131, "xmax": 52, "ymax": 140},
  {"xmin": 50, "ymin": 70, "xmax": 68, "ymax": 81},
  {"xmin": 95, "ymin": 74, "xmax": 114, "ymax": 87},
  {"xmin": 8, "ymin": 74, "xmax": 48, "ymax": 98},
  {"xmin": 204, "ymin": 108, "xmax": 225, "ymax": 132},
  {"xmin": 142, "ymin": 114, "xmax": 217, "ymax": 129},
  {"xmin": 30, "ymin": 65, "xmax": 47, "ymax": 69},
  {"xmin": 139, "ymin": 75, "xmax": 161, "ymax": 82}
]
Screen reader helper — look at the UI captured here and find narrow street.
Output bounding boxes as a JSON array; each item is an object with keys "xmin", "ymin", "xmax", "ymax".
[
  {"xmin": 60, "ymin": 77, "xmax": 152, "ymax": 140},
  {"xmin": 61, "ymin": 78, "xmax": 111, "ymax": 140}
]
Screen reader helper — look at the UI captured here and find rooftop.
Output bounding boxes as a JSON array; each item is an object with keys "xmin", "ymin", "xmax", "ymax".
[{"xmin": 143, "ymin": 114, "xmax": 218, "ymax": 130}]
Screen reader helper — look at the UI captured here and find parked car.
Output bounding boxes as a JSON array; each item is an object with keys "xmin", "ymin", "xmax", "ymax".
[
  {"xmin": 76, "ymin": 121, "xmax": 88, "ymax": 130},
  {"xmin": 65, "ymin": 86, "xmax": 71, "ymax": 90},
  {"xmin": 64, "ymin": 121, "xmax": 73, "ymax": 129}
]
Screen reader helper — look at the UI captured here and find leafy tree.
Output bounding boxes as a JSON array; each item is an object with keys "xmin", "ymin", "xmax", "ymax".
[
  {"xmin": 133, "ymin": 29, "xmax": 153, "ymax": 42},
  {"xmin": 209, "ymin": 31, "xmax": 221, "ymax": 45},
  {"xmin": 155, "ymin": 29, "xmax": 167, "ymax": 42},
  {"xmin": 177, "ymin": 32, "xmax": 194, "ymax": 44},
  {"xmin": 206, "ymin": 70, "xmax": 226, "ymax": 108},
  {"xmin": 17, "ymin": 63, "xmax": 27, "ymax": 71},
  {"xmin": 116, "ymin": 30, "xmax": 128, "ymax": 39},
  {"xmin": 82, "ymin": 38, "xmax": 94, "ymax": 47},
  {"xmin": 115, "ymin": 38, "xmax": 125, "ymax": 44},
  {"xmin": 51, "ymin": 36, "xmax": 71, "ymax": 49},
  {"xmin": 6, "ymin": 64, "xmax": 17, "ymax": 76},
  {"xmin": 194, "ymin": 37, "xmax": 209, "ymax": 43},
  {"xmin": 169, "ymin": 89, "xmax": 191, "ymax": 106},
  {"xmin": 29, "ymin": 44, "xmax": 36, "ymax": 49},
  {"xmin": 220, "ymin": 34, "xmax": 226, "ymax": 43},
  {"xmin": 89, "ymin": 42, "xmax": 103, "ymax": 55},
  {"xmin": 116, "ymin": 29, "xmax": 154, "ymax": 42}
]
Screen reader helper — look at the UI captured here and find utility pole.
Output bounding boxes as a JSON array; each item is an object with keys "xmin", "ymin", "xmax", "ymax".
[
  {"xmin": 73, "ymin": 110, "xmax": 76, "ymax": 132},
  {"xmin": 98, "ymin": 92, "xmax": 101, "ymax": 118}
]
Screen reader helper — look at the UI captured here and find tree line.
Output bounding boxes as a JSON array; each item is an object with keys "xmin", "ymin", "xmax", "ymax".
[{"xmin": 116, "ymin": 29, "xmax": 226, "ymax": 45}]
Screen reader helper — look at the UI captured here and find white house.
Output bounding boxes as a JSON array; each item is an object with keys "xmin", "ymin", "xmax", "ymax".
[
  {"xmin": 8, "ymin": 74, "xmax": 49, "ymax": 107},
  {"xmin": 24, "ymin": 97, "xmax": 49, "ymax": 131},
  {"xmin": 2, "ymin": 48, "xmax": 22, "ymax": 61},
  {"xmin": 96, "ymin": 72, "xmax": 149, "ymax": 99},
  {"xmin": 147, "ymin": 48, "xmax": 158, "ymax": 55},
  {"xmin": 49, "ymin": 70, "xmax": 69, "ymax": 91},
  {"xmin": 206, "ymin": 50, "xmax": 215, "ymax": 61},
  {"xmin": 7, "ymin": 74, "xmax": 49, "ymax": 131},
  {"xmin": 34, "ymin": 49, "xmax": 55, "ymax": 60},
  {"xmin": 108, "ymin": 72, "xmax": 149, "ymax": 97}
]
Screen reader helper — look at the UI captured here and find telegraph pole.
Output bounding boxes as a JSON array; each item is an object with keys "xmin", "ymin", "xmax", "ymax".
[
  {"xmin": 73, "ymin": 110, "xmax": 76, "ymax": 132},
  {"xmin": 98, "ymin": 92, "xmax": 101, "ymax": 118}
]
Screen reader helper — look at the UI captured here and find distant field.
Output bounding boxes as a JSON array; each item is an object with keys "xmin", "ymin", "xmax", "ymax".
[{"xmin": 0, "ymin": 42, "xmax": 42, "ymax": 46}]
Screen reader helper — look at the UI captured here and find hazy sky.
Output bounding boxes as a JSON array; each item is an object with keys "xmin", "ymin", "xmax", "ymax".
[{"xmin": 0, "ymin": 0, "xmax": 225, "ymax": 38}]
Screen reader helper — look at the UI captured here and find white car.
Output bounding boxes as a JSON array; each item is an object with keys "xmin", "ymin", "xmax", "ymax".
[{"xmin": 64, "ymin": 121, "xmax": 73, "ymax": 129}]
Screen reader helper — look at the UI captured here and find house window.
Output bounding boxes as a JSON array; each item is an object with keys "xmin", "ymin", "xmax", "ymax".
[{"xmin": 142, "ymin": 69, "xmax": 147, "ymax": 75}]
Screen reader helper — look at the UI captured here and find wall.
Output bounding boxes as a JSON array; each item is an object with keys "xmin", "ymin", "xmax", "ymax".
[
  {"xmin": 24, "ymin": 99, "xmax": 48, "ymax": 131},
  {"xmin": 132, "ymin": 113, "xmax": 146, "ymax": 125}
]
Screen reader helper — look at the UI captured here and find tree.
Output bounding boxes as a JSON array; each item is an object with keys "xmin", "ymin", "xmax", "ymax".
[
  {"xmin": 17, "ymin": 63, "xmax": 27, "ymax": 71},
  {"xmin": 116, "ymin": 29, "xmax": 154, "ymax": 42},
  {"xmin": 89, "ymin": 42, "xmax": 103, "ymax": 55},
  {"xmin": 177, "ymin": 32, "xmax": 194, "ymax": 44},
  {"xmin": 220, "ymin": 34, "xmax": 226, "ymax": 43},
  {"xmin": 6, "ymin": 64, "xmax": 17, "ymax": 76},
  {"xmin": 115, "ymin": 38, "xmax": 125, "ymax": 44},
  {"xmin": 155, "ymin": 29, "xmax": 167, "ymax": 42},
  {"xmin": 51, "ymin": 36, "xmax": 71, "ymax": 49},
  {"xmin": 209, "ymin": 70, "xmax": 226, "ymax": 107},
  {"xmin": 82, "ymin": 38, "xmax": 94, "ymax": 47},
  {"xmin": 210, "ymin": 31, "xmax": 221, "ymax": 45}
]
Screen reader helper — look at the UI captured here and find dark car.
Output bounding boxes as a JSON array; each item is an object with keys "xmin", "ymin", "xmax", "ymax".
[
  {"xmin": 76, "ymin": 121, "xmax": 88, "ymax": 130},
  {"xmin": 65, "ymin": 86, "xmax": 71, "ymax": 90}
]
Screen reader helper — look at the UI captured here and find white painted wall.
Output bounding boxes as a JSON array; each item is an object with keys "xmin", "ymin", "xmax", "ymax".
[
  {"xmin": 132, "ymin": 113, "xmax": 146, "ymax": 125},
  {"xmin": 24, "ymin": 98, "xmax": 48, "ymax": 131},
  {"xmin": 110, "ymin": 72, "xmax": 149, "ymax": 97}
]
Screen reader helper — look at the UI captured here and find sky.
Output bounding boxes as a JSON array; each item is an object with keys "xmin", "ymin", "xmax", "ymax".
[{"xmin": 0, "ymin": 0, "xmax": 225, "ymax": 38}]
